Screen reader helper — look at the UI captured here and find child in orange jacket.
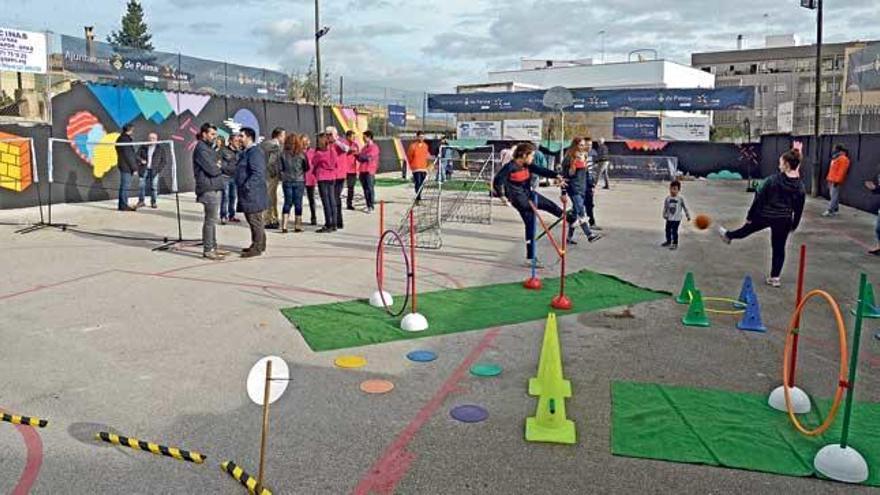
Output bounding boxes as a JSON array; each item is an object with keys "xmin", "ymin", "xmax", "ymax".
[{"xmin": 823, "ymin": 144, "xmax": 850, "ymax": 217}]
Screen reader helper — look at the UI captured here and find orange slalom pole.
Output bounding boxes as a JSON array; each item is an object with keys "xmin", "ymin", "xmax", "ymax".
[
  {"xmin": 551, "ymin": 195, "xmax": 572, "ymax": 310},
  {"xmin": 409, "ymin": 209, "xmax": 417, "ymax": 313}
]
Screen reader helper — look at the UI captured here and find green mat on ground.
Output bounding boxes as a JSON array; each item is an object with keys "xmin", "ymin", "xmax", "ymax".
[
  {"xmin": 281, "ymin": 270, "xmax": 668, "ymax": 352},
  {"xmin": 375, "ymin": 177, "xmax": 410, "ymax": 187},
  {"xmin": 612, "ymin": 381, "xmax": 880, "ymax": 486}
]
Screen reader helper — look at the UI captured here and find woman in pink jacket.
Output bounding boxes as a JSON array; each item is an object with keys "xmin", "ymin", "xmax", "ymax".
[
  {"xmin": 313, "ymin": 133, "xmax": 340, "ymax": 233},
  {"xmin": 304, "ymin": 135, "xmax": 318, "ymax": 225},
  {"xmin": 357, "ymin": 130, "xmax": 380, "ymax": 212}
]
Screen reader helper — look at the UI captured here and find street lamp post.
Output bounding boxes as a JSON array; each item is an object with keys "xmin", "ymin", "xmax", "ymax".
[
  {"xmin": 802, "ymin": 0, "xmax": 823, "ymax": 197},
  {"xmin": 314, "ymin": 0, "xmax": 324, "ymax": 130}
]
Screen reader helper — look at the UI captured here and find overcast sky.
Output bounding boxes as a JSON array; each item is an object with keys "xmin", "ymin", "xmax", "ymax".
[{"xmin": 4, "ymin": 0, "xmax": 880, "ymax": 94}]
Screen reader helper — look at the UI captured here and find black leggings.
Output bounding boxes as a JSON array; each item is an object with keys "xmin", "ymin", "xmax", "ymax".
[
  {"xmin": 665, "ymin": 220, "xmax": 680, "ymax": 244},
  {"xmin": 306, "ymin": 185, "xmax": 317, "ymax": 222},
  {"xmin": 334, "ymin": 178, "xmax": 345, "ymax": 227},
  {"xmin": 512, "ymin": 192, "xmax": 565, "ymax": 260},
  {"xmin": 727, "ymin": 217, "xmax": 793, "ymax": 278}
]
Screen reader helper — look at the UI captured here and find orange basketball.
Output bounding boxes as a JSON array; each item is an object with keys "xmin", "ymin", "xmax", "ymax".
[{"xmin": 694, "ymin": 214, "xmax": 712, "ymax": 230}]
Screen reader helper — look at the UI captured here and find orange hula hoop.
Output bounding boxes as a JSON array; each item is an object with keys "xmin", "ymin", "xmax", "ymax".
[{"xmin": 782, "ymin": 289, "xmax": 848, "ymax": 436}]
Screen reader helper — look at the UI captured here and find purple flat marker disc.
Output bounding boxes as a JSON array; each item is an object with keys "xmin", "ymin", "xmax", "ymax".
[{"xmin": 450, "ymin": 405, "xmax": 489, "ymax": 423}]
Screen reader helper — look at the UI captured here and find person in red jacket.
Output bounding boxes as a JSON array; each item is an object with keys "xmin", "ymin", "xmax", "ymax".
[
  {"xmin": 357, "ymin": 130, "xmax": 380, "ymax": 213},
  {"xmin": 326, "ymin": 126, "xmax": 350, "ymax": 229},
  {"xmin": 304, "ymin": 135, "xmax": 318, "ymax": 225},
  {"xmin": 343, "ymin": 130, "xmax": 361, "ymax": 210},
  {"xmin": 823, "ymin": 144, "xmax": 850, "ymax": 217},
  {"xmin": 313, "ymin": 132, "xmax": 340, "ymax": 233}
]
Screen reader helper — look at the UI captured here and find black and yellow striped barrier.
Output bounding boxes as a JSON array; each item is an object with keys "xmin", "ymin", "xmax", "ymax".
[
  {"xmin": 96, "ymin": 432, "xmax": 206, "ymax": 464},
  {"xmin": 1, "ymin": 412, "xmax": 48, "ymax": 428},
  {"xmin": 221, "ymin": 461, "xmax": 272, "ymax": 495}
]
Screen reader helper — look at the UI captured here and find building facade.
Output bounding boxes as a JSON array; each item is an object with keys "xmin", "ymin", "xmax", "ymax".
[{"xmin": 692, "ymin": 37, "xmax": 880, "ymax": 138}]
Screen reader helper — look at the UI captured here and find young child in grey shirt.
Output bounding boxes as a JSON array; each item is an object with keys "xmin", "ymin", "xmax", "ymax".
[{"xmin": 662, "ymin": 180, "xmax": 691, "ymax": 250}]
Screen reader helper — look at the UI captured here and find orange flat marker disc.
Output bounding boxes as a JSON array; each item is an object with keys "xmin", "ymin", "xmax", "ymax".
[{"xmin": 360, "ymin": 379, "xmax": 394, "ymax": 394}]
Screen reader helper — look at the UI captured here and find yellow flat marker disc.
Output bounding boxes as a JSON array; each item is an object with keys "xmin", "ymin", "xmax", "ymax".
[
  {"xmin": 360, "ymin": 379, "xmax": 395, "ymax": 394},
  {"xmin": 334, "ymin": 355, "xmax": 367, "ymax": 369}
]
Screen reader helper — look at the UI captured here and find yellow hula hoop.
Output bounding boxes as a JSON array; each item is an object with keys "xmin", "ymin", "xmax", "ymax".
[
  {"xmin": 687, "ymin": 292, "xmax": 747, "ymax": 315},
  {"xmin": 783, "ymin": 289, "xmax": 849, "ymax": 436}
]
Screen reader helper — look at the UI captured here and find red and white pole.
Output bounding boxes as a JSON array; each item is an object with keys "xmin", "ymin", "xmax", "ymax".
[{"xmin": 551, "ymin": 196, "xmax": 573, "ymax": 310}]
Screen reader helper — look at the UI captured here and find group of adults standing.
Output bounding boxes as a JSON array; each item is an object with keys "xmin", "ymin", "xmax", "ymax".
[{"xmin": 191, "ymin": 123, "xmax": 381, "ymax": 260}]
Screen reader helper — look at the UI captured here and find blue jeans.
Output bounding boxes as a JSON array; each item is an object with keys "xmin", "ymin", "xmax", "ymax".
[
  {"xmin": 567, "ymin": 193, "xmax": 593, "ymax": 238},
  {"xmin": 138, "ymin": 169, "xmax": 159, "ymax": 205},
  {"xmin": 282, "ymin": 181, "xmax": 305, "ymax": 216},
  {"xmin": 221, "ymin": 179, "xmax": 237, "ymax": 219},
  {"xmin": 118, "ymin": 171, "xmax": 132, "ymax": 210},
  {"xmin": 413, "ymin": 171, "xmax": 427, "ymax": 200}
]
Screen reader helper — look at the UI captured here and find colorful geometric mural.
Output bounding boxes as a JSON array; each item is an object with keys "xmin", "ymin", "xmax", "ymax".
[
  {"xmin": 0, "ymin": 131, "xmax": 33, "ymax": 192},
  {"xmin": 86, "ymin": 83, "xmax": 211, "ymax": 127},
  {"xmin": 66, "ymin": 111, "xmax": 120, "ymax": 179},
  {"xmin": 331, "ymin": 107, "xmax": 360, "ymax": 135}
]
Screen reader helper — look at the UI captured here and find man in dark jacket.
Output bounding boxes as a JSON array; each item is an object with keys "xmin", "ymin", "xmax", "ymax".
[
  {"xmin": 115, "ymin": 124, "xmax": 139, "ymax": 211},
  {"xmin": 193, "ymin": 123, "xmax": 236, "ymax": 260},
  {"xmin": 236, "ymin": 127, "xmax": 269, "ymax": 258},
  {"xmin": 595, "ymin": 138, "xmax": 611, "ymax": 189},
  {"xmin": 261, "ymin": 127, "xmax": 285, "ymax": 229},
  {"xmin": 136, "ymin": 132, "xmax": 167, "ymax": 209}
]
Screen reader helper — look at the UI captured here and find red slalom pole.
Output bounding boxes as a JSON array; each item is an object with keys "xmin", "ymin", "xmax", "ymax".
[
  {"xmin": 788, "ymin": 244, "xmax": 806, "ymax": 387},
  {"xmin": 409, "ymin": 208, "xmax": 417, "ymax": 313},
  {"xmin": 551, "ymin": 195, "xmax": 572, "ymax": 310}
]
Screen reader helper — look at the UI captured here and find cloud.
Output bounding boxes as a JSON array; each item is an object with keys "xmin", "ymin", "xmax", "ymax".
[{"xmin": 188, "ymin": 22, "xmax": 222, "ymax": 34}]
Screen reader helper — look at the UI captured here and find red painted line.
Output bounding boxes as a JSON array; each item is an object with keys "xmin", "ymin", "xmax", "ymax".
[
  {"xmin": 0, "ymin": 270, "xmax": 114, "ymax": 302},
  {"xmin": 11, "ymin": 424, "xmax": 43, "ymax": 495},
  {"xmin": 352, "ymin": 327, "xmax": 502, "ymax": 495}
]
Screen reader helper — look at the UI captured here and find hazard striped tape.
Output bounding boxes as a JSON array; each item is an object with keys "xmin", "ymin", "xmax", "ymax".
[
  {"xmin": 221, "ymin": 461, "xmax": 272, "ymax": 495},
  {"xmin": 1, "ymin": 412, "xmax": 48, "ymax": 428},
  {"xmin": 96, "ymin": 432, "xmax": 205, "ymax": 464}
]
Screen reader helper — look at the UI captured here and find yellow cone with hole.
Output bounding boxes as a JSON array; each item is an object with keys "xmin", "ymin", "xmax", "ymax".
[{"xmin": 525, "ymin": 313, "xmax": 576, "ymax": 444}]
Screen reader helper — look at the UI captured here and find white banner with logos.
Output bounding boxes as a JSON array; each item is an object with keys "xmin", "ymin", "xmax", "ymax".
[
  {"xmin": 660, "ymin": 115, "xmax": 710, "ymax": 141},
  {"xmin": 0, "ymin": 27, "xmax": 47, "ymax": 74},
  {"xmin": 457, "ymin": 121, "xmax": 502, "ymax": 140},
  {"xmin": 777, "ymin": 101, "xmax": 794, "ymax": 133},
  {"xmin": 503, "ymin": 119, "xmax": 543, "ymax": 141}
]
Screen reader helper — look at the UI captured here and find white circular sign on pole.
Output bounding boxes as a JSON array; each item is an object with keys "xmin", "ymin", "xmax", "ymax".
[{"xmin": 246, "ymin": 356, "xmax": 290, "ymax": 406}]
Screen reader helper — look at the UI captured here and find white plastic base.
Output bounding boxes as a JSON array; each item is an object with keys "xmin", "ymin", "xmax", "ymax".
[
  {"xmin": 369, "ymin": 290, "xmax": 394, "ymax": 308},
  {"xmin": 768, "ymin": 385, "xmax": 811, "ymax": 414},
  {"xmin": 814, "ymin": 444, "xmax": 869, "ymax": 484},
  {"xmin": 400, "ymin": 312, "xmax": 429, "ymax": 332}
]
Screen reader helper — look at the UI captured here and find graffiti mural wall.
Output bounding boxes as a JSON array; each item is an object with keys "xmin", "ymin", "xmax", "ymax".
[{"xmin": 0, "ymin": 82, "xmax": 321, "ymax": 209}]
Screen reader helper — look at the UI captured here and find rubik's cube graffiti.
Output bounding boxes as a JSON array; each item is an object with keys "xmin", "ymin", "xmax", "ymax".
[{"xmin": 0, "ymin": 132, "xmax": 32, "ymax": 192}]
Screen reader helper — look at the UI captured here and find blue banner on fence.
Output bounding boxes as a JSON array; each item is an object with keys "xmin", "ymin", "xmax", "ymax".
[
  {"xmin": 388, "ymin": 104, "xmax": 406, "ymax": 127},
  {"xmin": 613, "ymin": 117, "xmax": 660, "ymax": 139},
  {"xmin": 428, "ymin": 87, "xmax": 754, "ymax": 113}
]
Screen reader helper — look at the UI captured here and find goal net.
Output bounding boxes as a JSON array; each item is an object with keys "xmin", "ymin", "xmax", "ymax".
[{"xmin": 389, "ymin": 145, "xmax": 496, "ymax": 249}]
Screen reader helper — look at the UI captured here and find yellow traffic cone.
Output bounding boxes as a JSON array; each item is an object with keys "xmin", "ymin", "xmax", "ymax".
[
  {"xmin": 528, "ymin": 313, "xmax": 571, "ymax": 397},
  {"xmin": 525, "ymin": 312, "xmax": 576, "ymax": 444}
]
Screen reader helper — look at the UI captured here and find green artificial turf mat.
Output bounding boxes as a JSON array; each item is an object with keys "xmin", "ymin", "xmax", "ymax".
[
  {"xmin": 281, "ymin": 269, "xmax": 668, "ymax": 351},
  {"xmin": 612, "ymin": 381, "xmax": 880, "ymax": 486}
]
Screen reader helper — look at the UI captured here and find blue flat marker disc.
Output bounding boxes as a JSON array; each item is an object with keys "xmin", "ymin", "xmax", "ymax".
[
  {"xmin": 450, "ymin": 405, "xmax": 489, "ymax": 423},
  {"xmin": 407, "ymin": 350, "xmax": 437, "ymax": 362}
]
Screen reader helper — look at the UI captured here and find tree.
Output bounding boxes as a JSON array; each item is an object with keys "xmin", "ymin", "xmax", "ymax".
[
  {"xmin": 107, "ymin": 0, "xmax": 154, "ymax": 50},
  {"xmin": 287, "ymin": 59, "xmax": 331, "ymax": 104}
]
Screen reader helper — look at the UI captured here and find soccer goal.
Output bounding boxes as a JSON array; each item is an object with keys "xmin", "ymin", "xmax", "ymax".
[
  {"xmin": 389, "ymin": 145, "xmax": 497, "ymax": 249},
  {"xmin": 606, "ymin": 155, "xmax": 679, "ymax": 181},
  {"xmin": 44, "ymin": 137, "xmax": 185, "ymax": 246}
]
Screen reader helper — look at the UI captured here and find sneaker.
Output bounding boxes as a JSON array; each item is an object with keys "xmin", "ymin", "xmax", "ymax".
[
  {"xmin": 203, "ymin": 251, "xmax": 223, "ymax": 261},
  {"xmin": 661, "ymin": 241, "xmax": 671, "ymax": 247},
  {"xmin": 766, "ymin": 277, "xmax": 781, "ymax": 288},
  {"xmin": 670, "ymin": 243, "xmax": 678, "ymax": 251},
  {"xmin": 821, "ymin": 210, "xmax": 838, "ymax": 217},
  {"xmin": 567, "ymin": 238, "xmax": 578, "ymax": 245},
  {"xmin": 718, "ymin": 226, "xmax": 731, "ymax": 244},
  {"xmin": 215, "ymin": 249, "xmax": 231, "ymax": 256},
  {"xmin": 136, "ymin": 201, "xmax": 146, "ymax": 208},
  {"xmin": 587, "ymin": 233, "xmax": 603, "ymax": 243},
  {"xmin": 230, "ymin": 217, "xmax": 241, "ymax": 223},
  {"xmin": 316, "ymin": 226, "xmax": 334, "ymax": 233},
  {"xmin": 221, "ymin": 218, "xmax": 227, "ymax": 225},
  {"xmin": 869, "ymin": 248, "xmax": 880, "ymax": 256},
  {"xmin": 241, "ymin": 249, "xmax": 262, "ymax": 258},
  {"xmin": 151, "ymin": 203, "xmax": 157, "ymax": 209}
]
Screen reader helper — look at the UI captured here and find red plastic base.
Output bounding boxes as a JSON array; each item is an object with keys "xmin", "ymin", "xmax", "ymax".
[
  {"xmin": 551, "ymin": 295, "xmax": 573, "ymax": 310},
  {"xmin": 523, "ymin": 277, "xmax": 543, "ymax": 290}
]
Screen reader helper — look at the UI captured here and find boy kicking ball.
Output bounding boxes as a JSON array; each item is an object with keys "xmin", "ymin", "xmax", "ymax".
[{"xmin": 661, "ymin": 180, "xmax": 691, "ymax": 250}]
